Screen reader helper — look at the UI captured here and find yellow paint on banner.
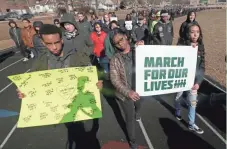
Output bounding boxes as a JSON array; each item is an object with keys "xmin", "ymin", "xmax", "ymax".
[{"xmin": 8, "ymin": 66, "xmax": 102, "ymax": 128}]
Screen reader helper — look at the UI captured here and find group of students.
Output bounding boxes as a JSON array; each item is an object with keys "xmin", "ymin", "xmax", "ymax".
[{"xmin": 13, "ymin": 8, "xmax": 205, "ymax": 149}]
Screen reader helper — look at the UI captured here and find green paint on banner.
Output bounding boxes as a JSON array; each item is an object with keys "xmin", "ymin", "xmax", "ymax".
[
  {"xmin": 144, "ymin": 80, "xmax": 174, "ymax": 91},
  {"xmin": 60, "ymin": 76, "xmax": 102, "ymax": 123},
  {"xmin": 144, "ymin": 57, "xmax": 185, "ymax": 68}
]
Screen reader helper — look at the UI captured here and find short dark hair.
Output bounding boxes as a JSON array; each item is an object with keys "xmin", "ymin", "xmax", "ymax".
[
  {"xmin": 110, "ymin": 20, "xmax": 119, "ymax": 28},
  {"xmin": 109, "ymin": 28, "xmax": 126, "ymax": 45},
  {"xmin": 39, "ymin": 24, "xmax": 62, "ymax": 39},
  {"xmin": 22, "ymin": 18, "xmax": 30, "ymax": 23},
  {"xmin": 78, "ymin": 12, "xmax": 85, "ymax": 16},
  {"xmin": 54, "ymin": 19, "xmax": 60, "ymax": 23}
]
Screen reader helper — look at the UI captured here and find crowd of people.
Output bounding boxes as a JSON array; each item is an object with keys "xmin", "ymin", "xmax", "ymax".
[{"xmin": 8, "ymin": 6, "xmax": 221, "ymax": 149}]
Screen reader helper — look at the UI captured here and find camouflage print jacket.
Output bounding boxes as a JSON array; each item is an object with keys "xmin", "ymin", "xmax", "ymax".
[{"xmin": 110, "ymin": 52, "xmax": 132, "ymax": 101}]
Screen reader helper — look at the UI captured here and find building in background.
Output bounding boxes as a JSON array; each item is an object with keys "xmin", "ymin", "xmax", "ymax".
[
  {"xmin": 29, "ymin": 0, "xmax": 56, "ymax": 14},
  {"xmin": 190, "ymin": 0, "xmax": 200, "ymax": 5},
  {"xmin": 90, "ymin": 0, "xmax": 118, "ymax": 10}
]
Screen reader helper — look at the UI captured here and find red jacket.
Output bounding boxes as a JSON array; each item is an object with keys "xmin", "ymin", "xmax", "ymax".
[{"xmin": 90, "ymin": 31, "xmax": 107, "ymax": 57}]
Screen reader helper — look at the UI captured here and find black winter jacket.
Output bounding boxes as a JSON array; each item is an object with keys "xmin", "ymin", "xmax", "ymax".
[
  {"xmin": 177, "ymin": 39, "xmax": 205, "ymax": 85},
  {"xmin": 153, "ymin": 20, "xmax": 174, "ymax": 45}
]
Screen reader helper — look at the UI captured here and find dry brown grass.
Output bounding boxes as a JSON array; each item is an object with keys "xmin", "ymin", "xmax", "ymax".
[{"xmin": 173, "ymin": 9, "xmax": 226, "ymax": 87}]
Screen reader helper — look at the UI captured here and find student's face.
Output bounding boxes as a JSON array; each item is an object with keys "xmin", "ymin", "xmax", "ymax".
[
  {"xmin": 22, "ymin": 20, "xmax": 30, "ymax": 28},
  {"xmin": 42, "ymin": 33, "xmax": 63, "ymax": 56},
  {"xmin": 189, "ymin": 25, "xmax": 200, "ymax": 43},
  {"xmin": 64, "ymin": 23, "xmax": 75, "ymax": 32},
  {"xmin": 189, "ymin": 12, "xmax": 196, "ymax": 22},
  {"xmin": 143, "ymin": 18, "xmax": 147, "ymax": 24},
  {"xmin": 161, "ymin": 16, "xmax": 168, "ymax": 22},
  {"xmin": 95, "ymin": 24, "xmax": 101, "ymax": 32},
  {"xmin": 10, "ymin": 23, "xmax": 16, "ymax": 27},
  {"xmin": 104, "ymin": 15, "xmax": 110, "ymax": 22},
  {"xmin": 113, "ymin": 34, "xmax": 128, "ymax": 51},
  {"xmin": 78, "ymin": 14, "xmax": 84, "ymax": 21},
  {"xmin": 35, "ymin": 27, "xmax": 40, "ymax": 31}
]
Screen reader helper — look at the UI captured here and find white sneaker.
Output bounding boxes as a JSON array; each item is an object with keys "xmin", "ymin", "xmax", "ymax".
[
  {"xmin": 23, "ymin": 58, "xmax": 29, "ymax": 62},
  {"xmin": 188, "ymin": 124, "xmax": 204, "ymax": 134},
  {"xmin": 30, "ymin": 52, "xmax": 34, "ymax": 58}
]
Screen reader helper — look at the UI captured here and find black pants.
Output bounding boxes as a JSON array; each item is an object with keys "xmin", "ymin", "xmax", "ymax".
[
  {"xmin": 118, "ymin": 98, "xmax": 143, "ymax": 142},
  {"xmin": 16, "ymin": 44, "xmax": 31, "ymax": 58},
  {"xmin": 65, "ymin": 119, "xmax": 100, "ymax": 149}
]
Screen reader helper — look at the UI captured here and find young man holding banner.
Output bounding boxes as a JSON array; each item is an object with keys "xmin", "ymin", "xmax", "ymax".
[
  {"xmin": 17, "ymin": 24, "xmax": 103, "ymax": 133},
  {"xmin": 109, "ymin": 28, "xmax": 144, "ymax": 149}
]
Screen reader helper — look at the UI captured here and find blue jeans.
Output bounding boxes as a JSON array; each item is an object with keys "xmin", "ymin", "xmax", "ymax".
[
  {"xmin": 175, "ymin": 90, "xmax": 198, "ymax": 125},
  {"xmin": 97, "ymin": 57, "xmax": 109, "ymax": 73}
]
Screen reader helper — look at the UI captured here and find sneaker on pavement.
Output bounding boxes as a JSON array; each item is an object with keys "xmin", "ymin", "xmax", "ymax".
[
  {"xmin": 129, "ymin": 141, "xmax": 138, "ymax": 149},
  {"xmin": 23, "ymin": 58, "xmax": 29, "ymax": 62},
  {"xmin": 175, "ymin": 115, "xmax": 182, "ymax": 121},
  {"xmin": 135, "ymin": 112, "xmax": 141, "ymax": 121},
  {"xmin": 189, "ymin": 124, "xmax": 204, "ymax": 134},
  {"xmin": 30, "ymin": 52, "xmax": 34, "ymax": 58}
]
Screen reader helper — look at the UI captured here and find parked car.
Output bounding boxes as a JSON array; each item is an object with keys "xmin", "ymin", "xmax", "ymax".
[
  {"xmin": 20, "ymin": 13, "xmax": 34, "ymax": 19},
  {"xmin": 0, "ymin": 15, "xmax": 5, "ymax": 21},
  {"xmin": 5, "ymin": 12, "xmax": 20, "ymax": 20}
]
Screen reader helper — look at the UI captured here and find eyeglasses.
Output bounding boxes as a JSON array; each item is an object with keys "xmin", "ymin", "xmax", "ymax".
[{"xmin": 113, "ymin": 37, "xmax": 124, "ymax": 46}]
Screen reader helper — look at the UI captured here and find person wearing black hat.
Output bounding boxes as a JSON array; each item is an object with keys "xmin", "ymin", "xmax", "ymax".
[
  {"xmin": 54, "ymin": 19, "xmax": 61, "ymax": 28},
  {"xmin": 153, "ymin": 10, "xmax": 174, "ymax": 45},
  {"xmin": 8, "ymin": 20, "xmax": 28, "ymax": 61}
]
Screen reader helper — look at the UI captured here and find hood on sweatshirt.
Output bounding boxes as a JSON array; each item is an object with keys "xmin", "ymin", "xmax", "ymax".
[
  {"xmin": 33, "ymin": 21, "xmax": 43, "ymax": 28},
  {"xmin": 186, "ymin": 11, "xmax": 196, "ymax": 23},
  {"xmin": 60, "ymin": 13, "xmax": 80, "ymax": 32}
]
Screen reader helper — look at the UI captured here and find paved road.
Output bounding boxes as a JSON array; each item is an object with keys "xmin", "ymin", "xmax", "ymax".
[{"xmin": 0, "ymin": 48, "xmax": 226, "ymax": 149}]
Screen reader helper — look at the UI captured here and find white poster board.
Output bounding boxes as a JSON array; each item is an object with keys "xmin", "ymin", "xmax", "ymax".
[
  {"xmin": 125, "ymin": 21, "xmax": 133, "ymax": 30},
  {"xmin": 136, "ymin": 45, "xmax": 197, "ymax": 96},
  {"xmin": 110, "ymin": 17, "xmax": 118, "ymax": 21}
]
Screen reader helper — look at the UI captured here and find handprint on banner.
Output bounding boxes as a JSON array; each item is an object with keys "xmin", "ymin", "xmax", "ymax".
[
  {"xmin": 39, "ymin": 73, "xmax": 51, "ymax": 79},
  {"xmin": 23, "ymin": 115, "xmax": 32, "ymax": 123},
  {"xmin": 45, "ymin": 89, "xmax": 54, "ymax": 96},
  {"xmin": 87, "ymin": 67, "xmax": 94, "ymax": 73},
  {"xmin": 50, "ymin": 105, "xmax": 58, "ymax": 112},
  {"xmin": 43, "ymin": 101, "xmax": 52, "ymax": 107},
  {"xmin": 58, "ymin": 69, "xmax": 69, "ymax": 73},
  {"xmin": 75, "ymin": 67, "xmax": 85, "ymax": 72},
  {"xmin": 12, "ymin": 75, "xmax": 22, "ymax": 81},
  {"xmin": 28, "ymin": 88, "xmax": 37, "ymax": 98},
  {"xmin": 19, "ymin": 74, "xmax": 32, "ymax": 88},
  {"xmin": 40, "ymin": 112, "xmax": 48, "ymax": 120},
  {"xmin": 42, "ymin": 82, "xmax": 52, "ymax": 87},
  {"xmin": 56, "ymin": 77, "xmax": 64, "ymax": 84},
  {"xmin": 60, "ymin": 76, "xmax": 101, "ymax": 123},
  {"xmin": 27, "ymin": 103, "xmax": 37, "ymax": 111},
  {"xmin": 69, "ymin": 74, "xmax": 77, "ymax": 80},
  {"xmin": 55, "ymin": 113, "xmax": 63, "ymax": 120}
]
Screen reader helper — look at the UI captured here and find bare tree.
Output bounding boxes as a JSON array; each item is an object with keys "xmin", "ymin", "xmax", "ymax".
[{"xmin": 138, "ymin": 0, "xmax": 146, "ymax": 5}]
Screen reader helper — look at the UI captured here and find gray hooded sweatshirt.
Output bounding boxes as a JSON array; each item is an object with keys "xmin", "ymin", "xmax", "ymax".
[{"xmin": 60, "ymin": 13, "xmax": 94, "ymax": 66}]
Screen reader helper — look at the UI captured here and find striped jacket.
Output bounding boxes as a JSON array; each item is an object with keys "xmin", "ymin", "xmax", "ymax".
[{"xmin": 110, "ymin": 52, "xmax": 132, "ymax": 101}]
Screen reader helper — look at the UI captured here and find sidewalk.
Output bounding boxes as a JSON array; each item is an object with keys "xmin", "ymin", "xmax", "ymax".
[{"xmin": 0, "ymin": 39, "xmax": 15, "ymax": 51}]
